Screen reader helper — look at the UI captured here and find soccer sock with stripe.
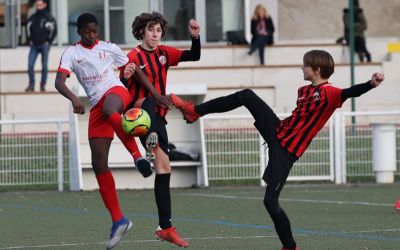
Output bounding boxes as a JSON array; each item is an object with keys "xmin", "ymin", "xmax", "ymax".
[
  {"xmin": 96, "ymin": 171, "xmax": 123, "ymax": 222},
  {"xmin": 107, "ymin": 112, "xmax": 141, "ymax": 161},
  {"xmin": 155, "ymin": 173, "xmax": 172, "ymax": 229}
]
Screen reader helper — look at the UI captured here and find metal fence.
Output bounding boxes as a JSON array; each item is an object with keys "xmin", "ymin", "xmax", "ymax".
[
  {"xmin": 201, "ymin": 115, "xmax": 334, "ymax": 183},
  {"xmin": 335, "ymin": 111, "xmax": 400, "ymax": 183},
  {"xmin": 0, "ymin": 119, "xmax": 69, "ymax": 191},
  {"xmin": 201, "ymin": 111, "xmax": 400, "ymax": 185}
]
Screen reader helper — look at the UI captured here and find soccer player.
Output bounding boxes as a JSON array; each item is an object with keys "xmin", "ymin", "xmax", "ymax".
[
  {"xmin": 121, "ymin": 12, "xmax": 200, "ymax": 247},
  {"xmin": 55, "ymin": 13, "xmax": 168, "ymax": 249},
  {"xmin": 170, "ymin": 50, "xmax": 384, "ymax": 250},
  {"xmin": 395, "ymin": 197, "xmax": 400, "ymax": 212}
]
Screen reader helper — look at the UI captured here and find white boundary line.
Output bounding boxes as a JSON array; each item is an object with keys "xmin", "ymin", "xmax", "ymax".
[
  {"xmin": 1, "ymin": 229, "xmax": 399, "ymax": 249},
  {"xmin": 178, "ymin": 193, "xmax": 394, "ymax": 207}
]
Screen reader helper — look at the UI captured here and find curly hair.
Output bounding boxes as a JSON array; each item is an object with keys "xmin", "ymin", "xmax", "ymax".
[{"xmin": 132, "ymin": 12, "xmax": 168, "ymax": 40}]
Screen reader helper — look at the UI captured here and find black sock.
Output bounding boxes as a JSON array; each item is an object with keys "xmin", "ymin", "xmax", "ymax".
[
  {"xmin": 155, "ymin": 173, "xmax": 172, "ymax": 229},
  {"xmin": 195, "ymin": 90, "xmax": 244, "ymax": 115},
  {"xmin": 264, "ymin": 190, "xmax": 296, "ymax": 249},
  {"xmin": 141, "ymin": 97, "xmax": 157, "ymax": 135}
]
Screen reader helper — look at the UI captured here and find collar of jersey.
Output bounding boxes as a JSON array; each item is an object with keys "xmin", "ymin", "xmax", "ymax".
[
  {"xmin": 78, "ymin": 39, "xmax": 99, "ymax": 50},
  {"xmin": 310, "ymin": 82, "xmax": 330, "ymax": 88},
  {"xmin": 139, "ymin": 45, "xmax": 157, "ymax": 53}
]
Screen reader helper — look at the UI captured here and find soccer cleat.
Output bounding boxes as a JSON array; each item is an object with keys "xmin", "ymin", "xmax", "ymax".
[
  {"xmin": 170, "ymin": 94, "xmax": 200, "ymax": 124},
  {"xmin": 154, "ymin": 226, "xmax": 189, "ymax": 248},
  {"xmin": 134, "ymin": 157, "xmax": 153, "ymax": 178},
  {"xmin": 281, "ymin": 245, "xmax": 299, "ymax": 250},
  {"xmin": 106, "ymin": 216, "xmax": 133, "ymax": 250},
  {"xmin": 395, "ymin": 197, "xmax": 400, "ymax": 212},
  {"xmin": 145, "ymin": 132, "xmax": 158, "ymax": 162}
]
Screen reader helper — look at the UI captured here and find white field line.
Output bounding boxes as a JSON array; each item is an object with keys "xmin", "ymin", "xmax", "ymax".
[
  {"xmin": 178, "ymin": 193, "xmax": 394, "ymax": 207},
  {"xmin": 2, "ymin": 229, "xmax": 400, "ymax": 250}
]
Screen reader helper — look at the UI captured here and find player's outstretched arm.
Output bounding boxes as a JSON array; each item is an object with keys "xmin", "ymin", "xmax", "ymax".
[
  {"xmin": 133, "ymin": 67, "xmax": 172, "ymax": 109},
  {"xmin": 180, "ymin": 19, "xmax": 201, "ymax": 62},
  {"xmin": 55, "ymin": 72, "xmax": 85, "ymax": 114},
  {"xmin": 188, "ymin": 19, "xmax": 200, "ymax": 39},
  {"xmin": 341, "ymin": 72, "xmax": 384, "ymax": 102}
]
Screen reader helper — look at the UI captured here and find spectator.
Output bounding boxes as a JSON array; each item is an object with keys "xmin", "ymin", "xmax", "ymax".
[
  {"xmin": 341, "ymin": 0, "xmax": 371, "ymax": 63},
  {"xmin": 248, "ymin": 4, "xmax": 275, "ymax": 65},
  {"xmin": 26, "ymin": 0, "xmax": 57, "ymax": 92}
]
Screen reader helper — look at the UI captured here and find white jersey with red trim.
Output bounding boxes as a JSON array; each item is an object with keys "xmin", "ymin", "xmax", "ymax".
[{"xmin": 58, "ymin": 40, "xmax": 128, "ymax": 108}]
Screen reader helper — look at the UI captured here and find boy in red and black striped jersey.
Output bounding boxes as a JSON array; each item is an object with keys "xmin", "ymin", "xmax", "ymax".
[
  {"xmin": 120, "ymin": 12, "xmax": 200, "ymax": 247},
  {"xmin": 171, "ymin": 50, "xmax": 384, "ymax": 250}
]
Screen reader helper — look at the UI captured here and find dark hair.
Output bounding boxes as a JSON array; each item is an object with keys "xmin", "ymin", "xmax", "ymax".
[
  {"xmin": 131, "ymin": 12, "xmax": 168, "ymax": 40},
  {"xmin": 36, "ymin": 0, "xmax": 48, "ymax": 4},
  {"xmin": 77, "ymin": 13, "xmax": 98, "ymax": 31},
  {"xmin": 303, "ymin": 50, "xmax": 335, "ymax": 79}
]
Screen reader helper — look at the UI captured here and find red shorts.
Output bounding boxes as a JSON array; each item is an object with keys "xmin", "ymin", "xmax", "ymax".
[{"xmin": 88, "ymin": 86, "xmax": 130, "ymax": 139}]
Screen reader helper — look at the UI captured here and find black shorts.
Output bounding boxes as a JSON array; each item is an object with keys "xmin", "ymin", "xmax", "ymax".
[
  {"xmin": 139, "ymin": 113, "xmax": 169, "ymax": 155},
  {"xmin": 262, "ymin": 139, "xmax": 297, "ymax": 187},
  {"xmin": 244, "ymin": 91, "xmax": 297, "ymax": 186}
]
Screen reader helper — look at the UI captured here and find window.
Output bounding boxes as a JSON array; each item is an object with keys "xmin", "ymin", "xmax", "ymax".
[
  {"xmin": 162, "ymin": 0, "xmax": 195, "ymax": 41},
  {"xmin": 205, "ymin": 0, "xmax": 244, "ymax": 42}
]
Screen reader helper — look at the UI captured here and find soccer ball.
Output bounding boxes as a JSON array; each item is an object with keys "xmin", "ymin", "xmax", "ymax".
[{"xmin": 122, "ymin": 108, "xmax": 151, "ymax": 137}]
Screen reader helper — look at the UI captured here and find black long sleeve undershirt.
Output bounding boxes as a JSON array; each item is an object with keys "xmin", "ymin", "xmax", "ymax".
[
  {"xmin": 180, "ymin": 36, "xmax": 201, "ymax": 62},
  {"xmin": 341, "ymin": 80, "xmax": 374, "ymax": 102}
]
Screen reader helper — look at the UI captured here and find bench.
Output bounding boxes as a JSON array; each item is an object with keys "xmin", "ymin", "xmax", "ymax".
[{"xmin": 80, "ymin": 161, "xmax": 203, "ymax": 191}]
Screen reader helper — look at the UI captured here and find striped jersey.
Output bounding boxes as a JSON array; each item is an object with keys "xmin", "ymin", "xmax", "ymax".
[
  {"xmin": 58, "ymin": 40, "xmax": 128, "ymax": 108},
  {"xmin": 125, "ymin": 45, "xmax": 183, "ymax": 118},
  {"xmin": 276, "ymin": 82, "xmax": 343, "ymax": 157}
]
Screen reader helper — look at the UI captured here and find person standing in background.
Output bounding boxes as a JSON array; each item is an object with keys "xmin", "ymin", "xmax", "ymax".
[
  {"xmin": 248, "ymin": 4, "xmax": 275, "ymax": 65},
  {"xmin": 342, "ymin": 0, "xmax": 371, "ymax": 63},
  {"xmin": 26, "ymin": 0, "xmax": 57, "ymax": 92}
]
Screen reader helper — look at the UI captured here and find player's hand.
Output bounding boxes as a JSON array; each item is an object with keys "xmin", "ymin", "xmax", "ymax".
[
  {"xmin": 188, "ymin": 19, "xmax": 200, "ymax": 39},
  {"xmin": 71, "ymin": 96, "xmax": 85, "ymax": 114},
  {"xmin": 156, "ymin": 95, "xmax": 172, "ymax": 109},
  {"xmin": 370, "ymin": 72, "xmax": 384, "ymax": 87},
  {"xmin": 123, "ymin": 63, "xmax": 136, "ymax": 80}
]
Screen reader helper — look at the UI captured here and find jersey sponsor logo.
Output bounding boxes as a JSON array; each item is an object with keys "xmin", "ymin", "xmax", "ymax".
[
  {"xmin": 99, "ymin": 51, "xmax": 106, "ymax": 60},
  {"xmin": 298, "ymin": 96, "xmax": 305, "ymax": 101},
  {"xmin": 159, "ymin": 55, "xmax": 167, "ymax": 65},
  {"xmin": 313, "ymin": 91, "xmax": 320, "ymax": 101},
  {"xmin": 77, "ymin": 58, "xmax": 86, "ymax": 63},
  {"xmin": 140, "ymin": 63, "xmax": 147, "ymax": 69}
]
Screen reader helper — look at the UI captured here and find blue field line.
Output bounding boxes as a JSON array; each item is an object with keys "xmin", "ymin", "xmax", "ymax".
[{"xmin": 1, "ymin": 203, "xmax": 400, "ymax": 242}]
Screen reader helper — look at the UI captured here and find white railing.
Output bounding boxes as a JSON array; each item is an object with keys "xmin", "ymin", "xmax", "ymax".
[
  {"xmin": 201, "ymin": 111, "xmax": 400, "ymax": 186},
  {"xmin": 334, "ymin": 111, "xmax": 400, "ymax": 184},
  {"xmin": 201, "ymin": 114, "xmax": 334, "ymax": 185},
  {"xmin": 1, "ymin": 111, "xmax": 399, "ymax": 189},
  {"xmin": 0, "ymin": 119, "xmax": 69, "ymax": 191}
]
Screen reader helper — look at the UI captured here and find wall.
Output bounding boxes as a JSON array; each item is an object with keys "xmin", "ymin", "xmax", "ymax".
[{"xmin": 278, "ymin": 0, "xmax": 400, "ymax": 40}]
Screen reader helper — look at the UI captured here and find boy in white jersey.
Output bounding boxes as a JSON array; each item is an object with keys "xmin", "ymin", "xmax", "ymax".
[{"xmin": 55, "ymin": 13, "xmax": 169, "ymax": 250}]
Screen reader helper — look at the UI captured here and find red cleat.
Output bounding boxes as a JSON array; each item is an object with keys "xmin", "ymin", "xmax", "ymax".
[
  {"xmin": 281, "ymin": 245, "xmax": 299, "ymax": 250},
  {"xmin": 170, "ymin": 94, "xmax": 200, "ymax": 123},
  {"xmin": 154, "ymin": 226, "xmax": 189, "ymax": 248},
  {"xmin": 395, "ymin": 197, "xmax": 400, "ymax": 212}
]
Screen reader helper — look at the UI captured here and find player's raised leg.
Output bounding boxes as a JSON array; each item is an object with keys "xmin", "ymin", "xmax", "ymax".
[{"xmin": 103, "ymin": 89, "xmax": 152, "ymax": 177}]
